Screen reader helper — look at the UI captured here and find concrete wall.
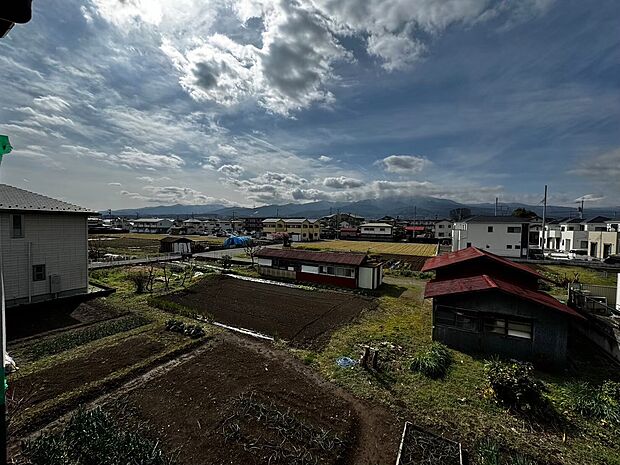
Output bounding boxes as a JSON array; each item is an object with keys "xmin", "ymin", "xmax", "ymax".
[
  {"xmin": 432, "ymin": 291, "xmax": 569, "ymax": 364},
  {"xmin": 1, "ymin": 212, "xmax": 89, "ymax": 307},
  {"xmin": 452, "ymin": 222, "xmax": 528, "ymax": 257},
  {"xmin": 587, "ymin": 231, "xmax": 619, "ymax": 259}
]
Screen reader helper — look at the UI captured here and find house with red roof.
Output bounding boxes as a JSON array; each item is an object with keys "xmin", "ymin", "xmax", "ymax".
[
  {"xmin": 422, "ymin": 246, "xmax": 584, "ymax": 365},
  {"xmin": 255, "ymin": 248, "xmax": 383, "ymax": 289}
]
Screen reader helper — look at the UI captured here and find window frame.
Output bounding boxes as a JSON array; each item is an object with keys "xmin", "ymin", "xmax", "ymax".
[
  {"xmin": 11, "ymin": 214, "xmax": 24, "ymax": 238},
  {"xmin": 32, "ymin": 264, "xmax": 46, "ymax": 282}
]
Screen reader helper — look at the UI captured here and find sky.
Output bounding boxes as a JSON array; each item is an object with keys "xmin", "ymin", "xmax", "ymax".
[{"xmin": 0, "ymin": 0, "xmax": 618, "ymax": 211}]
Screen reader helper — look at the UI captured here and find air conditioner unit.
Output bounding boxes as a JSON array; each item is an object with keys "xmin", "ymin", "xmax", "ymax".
[{"xmin": 49, "ymin": 274, "xmax": 61, "ymax": 294}]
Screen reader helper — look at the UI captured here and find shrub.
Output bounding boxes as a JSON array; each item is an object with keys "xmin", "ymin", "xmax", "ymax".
[
  {"xmin": 165, "ymin": 319, "xmax": 205, "ymax": 338},
  {"xmin": 485, "ymin": 359, "xmax": 546, "ymax": 415},
  {"xmin": 22, "ymin": 406, "xmax": 174, "ymax": 465},
  {"xmin": 410, "ymin": 342, "xmax": 452, "ymax": 379},
  {"xmin": 570, "ymin": 380, "xmax": 620, "ymax": 425}
]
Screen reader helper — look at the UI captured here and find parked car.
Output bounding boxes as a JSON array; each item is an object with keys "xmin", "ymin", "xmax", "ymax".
[{"xmin": 604, "ymin": 254, "xmax": 620, "ymax": 265}]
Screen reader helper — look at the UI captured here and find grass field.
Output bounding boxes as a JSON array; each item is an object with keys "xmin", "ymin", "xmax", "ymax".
[
  {"xmin": 89, "ymin": 233, "xmax": 225, "ymax": 257},
  {"xmin": 296, "ymin": 240, "xmax": 437, "ymax": 257}
]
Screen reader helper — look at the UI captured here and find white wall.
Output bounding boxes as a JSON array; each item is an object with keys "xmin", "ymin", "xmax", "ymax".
[
  {"xmin": 452, "ymin": 222, "xmax": 526, "ymax": 257},
  {"xmin": 1, "ymin": 212, "xmax": 88, "ymax": 305},
  {"xmin": 434, "ymin": 220, "xmax": 452, "ymax": 238}
]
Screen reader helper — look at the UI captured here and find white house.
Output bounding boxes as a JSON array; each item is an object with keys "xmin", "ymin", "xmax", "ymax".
[
  {"xmin": 359, "ymin": 222, "xmax": 393, "ymax": 241},
  {"xmin": 556, "ymin": 216, "xmax": 610, "ymax": 253},
  {"xmin": 0, "ymin": 184, "xmax": 93, "ymax": 307},
  {"xmin": 131, "ymin": 218, "xmax": 173, "ymax": 234},
  {"xmin": 433, "ymin": 219, "xmax": 453, "ymax": 239},
  {"xmin": 452, "ymin": 215, "xmax": 530, "ymax": 258}
]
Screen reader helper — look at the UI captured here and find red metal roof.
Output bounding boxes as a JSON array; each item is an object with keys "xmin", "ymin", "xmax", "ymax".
[
  {"xmin": 424, "ymin": 274, "xmax": 584, "ymax": 319},
  {"xmin": 405, "ymin": 226, "xmax": 425, "ymax": 231},
  {"xmin": 256, "ymin": 247, "xmax": 368, "ymax": 266},
  {"xmin": 421, "ymin": 247, "xmax": 544, "ymax": 280}
]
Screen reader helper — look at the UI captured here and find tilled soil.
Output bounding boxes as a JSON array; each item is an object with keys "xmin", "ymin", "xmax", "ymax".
[
  {"xmin": 9, "ymin": 333, "xmax": 170, "ymax": 409},
  {"xmin": 165, "ymin": 276, "xmax": 377, "ymax": 348},
  {"xmin": 112, "ymin": 334, "xmax": 401, "ymax": 465},
  {"xmin": 7, "ymin": 298, "xmax": 123, "ymax": 341}
]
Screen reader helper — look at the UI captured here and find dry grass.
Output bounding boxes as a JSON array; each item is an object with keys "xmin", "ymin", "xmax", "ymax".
[{"xmin": 295, "ymin": 240, "xmax": 437, "ymax": 257}]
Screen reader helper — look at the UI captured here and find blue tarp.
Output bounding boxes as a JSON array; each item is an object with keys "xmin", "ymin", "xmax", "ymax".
[{"xmin": 223, "ymin": 236, "xmax": 252, "ymax": 248}]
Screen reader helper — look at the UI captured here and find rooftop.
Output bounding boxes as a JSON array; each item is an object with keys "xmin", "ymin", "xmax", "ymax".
[
  {"xmin": 458, "ymin": 215, "xmax": 530, "ymax": 224},
  {"xmin": 0, "ymin": 184, "xmax": 94, "ymax": 214},
  {"xmin": 361, "ymin": 222, "xmax": 393, "ymax": 228},
  {"xmin": 424, "ymin": 274, "xmax": 584, "ymax": 319},
  {"xmin": 422, "ymin": 246, "xmax": 544, "ymax": 280},
  {"xmin": 256, "ymin": 247, "xmax": 368, "ymax": 266}
]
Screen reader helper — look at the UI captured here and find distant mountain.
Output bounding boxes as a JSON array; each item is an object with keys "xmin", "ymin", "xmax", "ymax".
[{"xmin": 106, "ymin": 196, "xmax": 618, "ymax": 220}]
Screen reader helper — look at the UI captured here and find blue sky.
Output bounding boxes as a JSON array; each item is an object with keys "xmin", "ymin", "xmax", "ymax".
[{"xmin": 0, "ymin": 0, "xmax": 618, "ymax": 210}]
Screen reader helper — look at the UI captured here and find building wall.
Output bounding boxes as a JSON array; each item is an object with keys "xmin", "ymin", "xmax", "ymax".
[
  {"xmin": 297, "ymin": 271, "xmax": 356, "ymax": 288},
  {"xmin": 587, "ymin": 231, "xmax": 619, "ymax": 259},
  {"xmin": 432, "ymin": 292, "xmax": 568, "ymax": 364},
  {"xmin": 452, "ymin": 222, "xmax": 528, "ymax": 257},
  {"xmin": 1, "ymin": 212, "xmax": 88, "ymax": 307},
  {"xmin": 434, "ymin": 220, "xmax": 453, "ymax": 239}
]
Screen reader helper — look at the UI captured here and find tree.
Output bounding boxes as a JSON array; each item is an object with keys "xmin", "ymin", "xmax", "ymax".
[
  {"xmin": 243, "ymin": 239, "xmax": 262, "ymax": 268},
  {"xmin": 512, "ymin": 208, "xmax": 538, "ymax": 219},
  {"xmin": 220, "ymin": 254, "xmax": 232, "ymax": 271}
]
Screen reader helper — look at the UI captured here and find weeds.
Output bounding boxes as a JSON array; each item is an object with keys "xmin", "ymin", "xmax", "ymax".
[
  {"xmin": 474, "ymin": 439, "xmax": 538, "ymax": 465},
  {"xmin": 568, "ymin": 380, "xmax": 620, "ymax": 426},
  {"xmin": 221, "ymin": 392, "xmax": 346, "ymax": 465},
  {"xmin": 410, "ymin": 342, "xmax": 452, "ymax": 379},
  {"xmin": 22, "ymin": 406, "xmax": 175, "ymax": 465},
  {"xmin": 148, "ymin": 296, "xmax": 214, "ymax": 322}
]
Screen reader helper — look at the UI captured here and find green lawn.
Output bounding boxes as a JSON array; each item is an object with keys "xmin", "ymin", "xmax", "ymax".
[{"xmin": 306, "ymin": 276, "xmax": 620, "ymax": 465}]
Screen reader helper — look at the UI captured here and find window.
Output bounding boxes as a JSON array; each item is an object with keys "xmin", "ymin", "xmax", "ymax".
[
  {"xmin": 487, "ymin": 226, "xmax": 494, "ymax": 232},
  {"xmin": 11, "ymin": 214, "xmax": 24, "ymax": 238},
  {"xmin": 506, "ymin": 245, "xmax": 512, "ymax": 249},
  {"xmin": 507, "ymin": 226, "xmax": 521, "ymax": 233},
  {"xmin": 507, "ymin": 321, "xmax": 532, "ymax": 339},
  {"xmin": 379, "ymin": 228, "xmax": 385, "ymax": 231},
  {"xmin": 514, "ymin": 245, "xmax": 521, "ymax": 249},
  {"xmin": 439, "ymin": 224, "xmax": 444, "ymax": 228},
  {"xmin": 32, "ymin": 264, "xmax": 46, "ymax": 281},
  {"xmin": 484, "ymin": 316, "xmax": 532, "ymax": 340},
  {"xmin": 466, "ymin": 242, "xmax": 472, "ymax": 247},
  {"xmin": 580, "ymin": 241, "xmax": 588, "ymax": 249},
  {"xmin": 434, "ymin": 306, "xmax": 478, "ymax": 332}
]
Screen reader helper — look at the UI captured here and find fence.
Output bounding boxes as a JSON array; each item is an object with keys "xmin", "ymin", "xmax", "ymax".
[{"xmin": 569, "ymin": 283, "xmax": 618, "ymax": 316}]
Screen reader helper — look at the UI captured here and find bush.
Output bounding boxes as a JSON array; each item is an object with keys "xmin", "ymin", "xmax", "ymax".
[
  {"xmin": 570, "ymin": 380, "xmax": 620, "ymax": 425},
  {"xmin": 22, "ymin": 406, "xmax": 174, "ymax": 465},
  {"xmin": 27, "ymin": 315, "xmax": 150, "ymax": 360},
  {"xmin": 410, "ymin": 342, "xmax": 452, "ymax": 379},
  {"xmin": 485, "ymin": 359, "xmax": 546, "ymax": 415},
  {"xmin": 165, "ymin": 319, "xmax": 205, "ymax": 339}
]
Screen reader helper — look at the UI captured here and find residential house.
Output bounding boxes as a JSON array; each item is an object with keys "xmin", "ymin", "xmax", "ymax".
[
  {"xmin": 262, "ymin": 218, "xmax": 320, "ymax": 241},
  {"xmin": 241, "ymin": 216, "xmax": 266, "ymax": 232},
  {"xmin": 422, "ymin": 247, "xmax": 585, "ymax": 364},
  {"xmin": 433, "ymin": 219, "xmax": 453, "ymax": 240},
  {"xmin": 255, "ymin": 248, "xmax": 383, "ymax": 289},
  {"xmin": 359, "ymin": 222, "xmax": 394, "ymax": 241},
  {"xmin": 557, "ymin": 216, "xmax": 610, "ymax": 254},
  {"xmin": 159, "ymin": 236, "xmax": 193, "ymax": 254},
  {"xmin": 131, "ymin": 218, "xmax": 173, "ymax": 234},
  {"xmin": 0, "ymin": 184, "xmax": 93, "ymax": 307},
  {"xmin": 451, "ymin": 215, "xmax": 530, "ymax": 258},
  {"xmin": 320, "ymin": 213, "xmax": 365, "ymax": 230}
]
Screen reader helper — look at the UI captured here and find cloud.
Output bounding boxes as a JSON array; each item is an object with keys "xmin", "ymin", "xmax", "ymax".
[
  {"xmin": 217, "ymin": 164, "xmax": 244, "ymax": 177},
  {"xmin": 90, "ymin": 0, "xmax": 556, "ymax": 115},
  {"xmin": 32, "ymin": 95, "xmax": 71, "ymax": 113},
  {"xmin": 123, "ymin": 185, "xmax": 236, "ymax": 206},
  {"xmin": 318, "ymin": 155, "xmax": 332, "ymax": 162},
  {"xmin": 323, "ymin": 176, "xmax": 364, "ymax": 189},
  {"xmin": 574, "ymin": 194, "xmax": 605, "ymax": 203},
  {"xmin": 108, "ymin": 182, "xmax": 122, "ymax": 186},
  {"xmin": 377, "ymin": 155, "xmax": 430, "ymax": 173}
]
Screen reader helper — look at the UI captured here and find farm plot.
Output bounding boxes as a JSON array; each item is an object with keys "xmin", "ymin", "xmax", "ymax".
[
  {"xmin": 6, "ymin": 298, "xmax": 124, "ymax": 342},
  {"xmin": 296, "ymin": 240, "xmax": 437, "ymax": 257},
  {"xmin": 8, "ymin": 329, "xmax": 199, "ymax": 437},
  {"xmin": 106, "ymin": 337, "xmax": 400, "ymax": 465},
  {"xmin": 161, "ymin": 276, "xmax": 377, "ymax": 348}
]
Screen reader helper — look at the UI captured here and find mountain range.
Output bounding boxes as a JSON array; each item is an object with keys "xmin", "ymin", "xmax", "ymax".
[{"xmin": 105, "ymin": 196, "xmax": 618, "ymax": 220}]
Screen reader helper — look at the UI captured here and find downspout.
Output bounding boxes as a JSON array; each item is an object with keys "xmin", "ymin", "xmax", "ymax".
[{"xmin": 27, "ymin": 241, "xmax": 32, "ymax": 303}]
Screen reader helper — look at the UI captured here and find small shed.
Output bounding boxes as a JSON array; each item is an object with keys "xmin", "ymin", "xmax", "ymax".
[{"xmin": 159, "ymin": 236, "xmax": 193, "ymax": 254}]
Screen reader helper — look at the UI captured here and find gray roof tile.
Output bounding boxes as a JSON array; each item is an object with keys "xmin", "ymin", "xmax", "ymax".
[{"xmin": 0, "ymin": 184, "xmax": 94, "ymax": 214}]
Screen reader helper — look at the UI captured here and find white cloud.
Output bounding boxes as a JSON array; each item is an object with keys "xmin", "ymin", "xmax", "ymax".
[
  {"xmin": 323, "ymin": 176, "xmax": 364, "ymax": 189},
  {"xmin": 318, "ymin": 155, "xmax": 332, "ymax": 162},
  {"xmin": 574, "ymin": 194, "xmax": 605, "ymax": 203},
  {"xmin": 123, "ymin": 184, "xmax": 236, "ymax": 205},
  {"xmin": 217, "ymin": 164, "xmax": 244, "ymax": 177},
  {"xmin": 377, "ymin": 154, "xmax": 430, "ymax": 173},
  {"xmin": 108, "ymin": 182, "xmax": 122, "ymax": 186}
]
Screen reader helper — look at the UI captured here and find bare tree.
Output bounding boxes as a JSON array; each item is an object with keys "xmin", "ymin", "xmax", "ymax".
[
  {"xmin": 243, "ymin": 239, "xmax": 263, "ymax": 268},
  {"xmin": 128, "ymin": 270, "xmax": 149, "ymax": 294}
]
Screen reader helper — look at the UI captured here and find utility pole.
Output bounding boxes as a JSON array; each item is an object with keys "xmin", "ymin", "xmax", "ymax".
[
  {"xmin": 541, "ymin": 185, "xmax": 547, "ymax": 257},
  {"xmin": 495, "ymin": 197, "xmax": 498, "ymax": 216}
]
